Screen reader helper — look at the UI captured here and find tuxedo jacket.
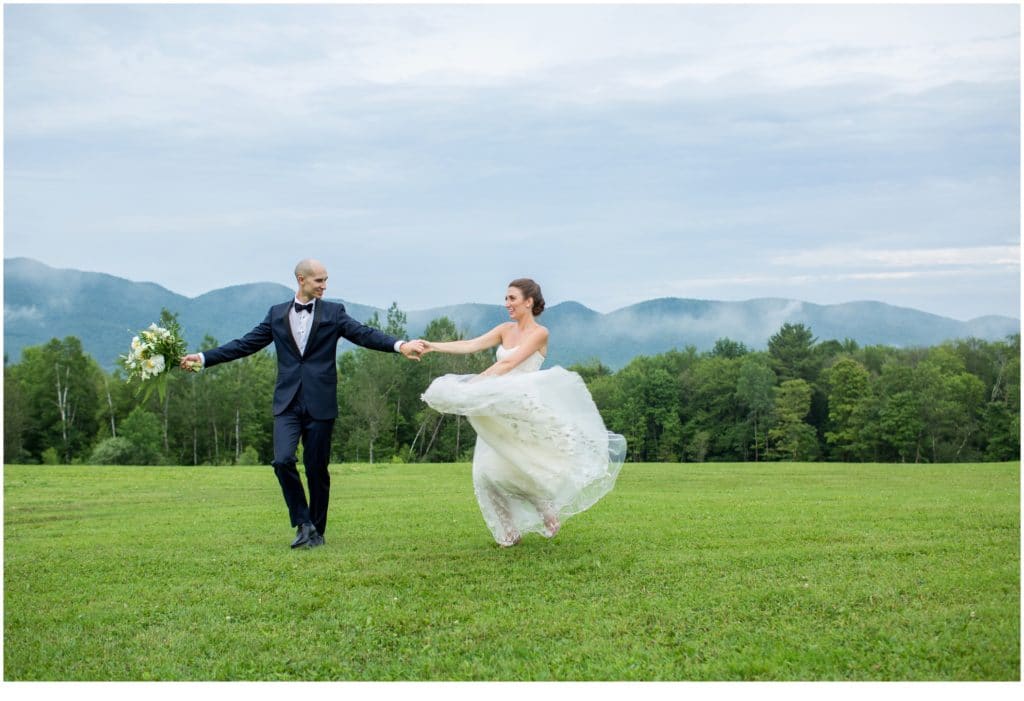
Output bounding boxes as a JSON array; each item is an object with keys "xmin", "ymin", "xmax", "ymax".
[{"xmin": 203, "ymin": 299, "xmax": 400, "ymax": 420}]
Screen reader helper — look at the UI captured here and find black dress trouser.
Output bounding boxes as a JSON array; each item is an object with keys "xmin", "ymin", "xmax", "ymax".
[{"xmin": 272, "ymin": 390, "xmax": 335, "ymax": 536}]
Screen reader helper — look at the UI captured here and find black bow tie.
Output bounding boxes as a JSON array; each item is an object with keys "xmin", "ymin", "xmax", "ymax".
[{"xmin": 294, "ymin": 302, "xmax": 314, "ymax": 314}]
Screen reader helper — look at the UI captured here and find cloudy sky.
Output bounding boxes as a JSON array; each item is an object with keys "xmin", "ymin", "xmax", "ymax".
[{"xmin": 3, "ymin": 2, "xmax": 1020, "ymax": 320}]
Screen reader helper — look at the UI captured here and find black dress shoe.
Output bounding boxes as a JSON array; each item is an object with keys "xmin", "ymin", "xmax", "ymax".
[
  {"xmin": 308, "ymin": 532, "xmax": 324, "ymax": 548},
  {"xmin": 290, "ymin": 523, "xmax": 318, "ymax": 549}
]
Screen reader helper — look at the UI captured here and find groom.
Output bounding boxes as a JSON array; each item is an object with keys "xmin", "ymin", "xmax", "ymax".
[{"xmin": 181, "ymin": 258, "xmax": 425, "ymax": 549}]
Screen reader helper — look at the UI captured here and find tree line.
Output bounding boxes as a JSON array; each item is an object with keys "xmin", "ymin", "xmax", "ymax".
[{"xmin": 3, "ymin": 305, "xmax": 1019, "ymax": 466}]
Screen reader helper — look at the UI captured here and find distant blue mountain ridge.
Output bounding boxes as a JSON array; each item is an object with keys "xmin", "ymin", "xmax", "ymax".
[{"xmin": 3, "ymin": 257, "xmax": 1019, "ymax": 371}]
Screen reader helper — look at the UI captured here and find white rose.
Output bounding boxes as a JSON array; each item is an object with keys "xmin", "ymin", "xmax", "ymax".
[{"xmin": 142, "ymin": 354, "xmax": 165, "ymax": 379}]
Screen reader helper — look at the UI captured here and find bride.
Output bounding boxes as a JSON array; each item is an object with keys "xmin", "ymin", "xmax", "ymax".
[{"xmin": 420, "ymin": 278, "xmax": 626, "ymax": 547}]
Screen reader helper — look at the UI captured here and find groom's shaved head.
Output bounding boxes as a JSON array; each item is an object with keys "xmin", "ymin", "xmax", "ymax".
[
  {"xmin": 295, "ymin": 258, "xmax": 328, "ymax": 302},
  {"xmin": 295, "ymin": 258, "xmax": 324, "ymax": 280}
]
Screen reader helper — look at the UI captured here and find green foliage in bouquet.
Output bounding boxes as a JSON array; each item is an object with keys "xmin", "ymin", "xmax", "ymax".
[{"xmin": 121, "ymin": 309, "xmax": 190, "ymax": 404}]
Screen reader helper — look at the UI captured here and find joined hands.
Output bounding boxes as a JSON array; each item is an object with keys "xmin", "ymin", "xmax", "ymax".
[{"xmin": 400, "ymin": 340, "xmax": 431, "ymax": 361}]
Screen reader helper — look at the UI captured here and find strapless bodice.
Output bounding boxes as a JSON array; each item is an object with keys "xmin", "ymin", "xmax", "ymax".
[{"xmin": 497, "ymin": 345, "xmax": 545, "ymax": 373}]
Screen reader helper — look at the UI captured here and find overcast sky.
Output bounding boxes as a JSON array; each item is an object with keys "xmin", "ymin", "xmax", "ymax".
[{"xmin": 3, "ymin": 2, "xmax": 1020, "ymax": 320}]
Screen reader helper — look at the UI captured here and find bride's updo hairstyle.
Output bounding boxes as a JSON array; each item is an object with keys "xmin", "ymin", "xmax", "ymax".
[{"xmin": 509, "ymin": 278, "xmax": 545, "ymax": 316}]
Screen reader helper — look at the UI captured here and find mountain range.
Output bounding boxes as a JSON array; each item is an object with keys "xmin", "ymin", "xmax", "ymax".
[{"xmin": 3, "ymin": 257, "xmax": 1019, "ymax": 371}]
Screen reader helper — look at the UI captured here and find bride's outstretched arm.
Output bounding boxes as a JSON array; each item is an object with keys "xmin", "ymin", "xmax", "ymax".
[
  {"xmin": 480, "ymin": 327, "xmax": 549, "ymax": 377},
  {"xmin": 423, "ymin": 324, "xmax": 505, "ymax": 355}
]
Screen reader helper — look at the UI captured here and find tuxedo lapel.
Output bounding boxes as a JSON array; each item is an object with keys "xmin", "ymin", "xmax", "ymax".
[
  {"xmin": 304, "ymin": 300, "xmax": 324, "ymax": 356},
  {"xmin": 274, "ymin": 302, "xmax": 302, "ymax": 359}
]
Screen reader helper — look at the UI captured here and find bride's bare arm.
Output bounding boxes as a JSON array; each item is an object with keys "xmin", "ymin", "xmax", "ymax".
[
  {"xmin": 481, "ymin": 327, "xmax": 549, "ymax": 377},
  {"xmin": 423, "ymin": 324, "xmax": 505, "ymax": 355}
]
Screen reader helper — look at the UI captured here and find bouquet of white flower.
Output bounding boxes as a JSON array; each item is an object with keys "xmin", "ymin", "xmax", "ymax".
[{"xmin": 122, "ymin": 315, "xmax": 195, "ymax": 402}]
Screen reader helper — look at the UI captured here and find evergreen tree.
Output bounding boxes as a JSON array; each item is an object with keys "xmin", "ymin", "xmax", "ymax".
[
  {"xmin": 823, "ymin": 357, "xmax": 871, "ymax": 461},
  {"xmin": 769, "ymin": 379, "xmax": 819, "ymax": 461},
  {"xmin": 768, "ymin": 323, "xmax": 821, "ymax": 383}
]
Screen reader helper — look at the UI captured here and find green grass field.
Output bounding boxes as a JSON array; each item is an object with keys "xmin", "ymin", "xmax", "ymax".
[{"xmin": 3, "ymin": 461, "xmax": 1019, "ymax": 681}]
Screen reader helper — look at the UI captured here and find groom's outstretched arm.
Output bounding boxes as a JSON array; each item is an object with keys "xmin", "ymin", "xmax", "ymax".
[
  {"xmin": 333, "ymin": 303, "xmax": 425, "ymax": 358},
  {"xmin": 188, "ymin": 310, "xmax": 274, "ymax": 369},
  {"xmin": 334, "ymin": 304, "xmax": 402, "ymax": 353}
]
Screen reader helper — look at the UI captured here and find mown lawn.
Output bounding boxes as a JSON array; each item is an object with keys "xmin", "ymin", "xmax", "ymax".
[{"xmin": 3, "ymin": 461, "xmax": 1019, "ymax": 680}]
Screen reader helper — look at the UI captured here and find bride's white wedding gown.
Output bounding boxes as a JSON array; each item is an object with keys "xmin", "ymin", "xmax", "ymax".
[{"xmin": 421, "ymin": 345, "xmax": 626, "ymax": 545}]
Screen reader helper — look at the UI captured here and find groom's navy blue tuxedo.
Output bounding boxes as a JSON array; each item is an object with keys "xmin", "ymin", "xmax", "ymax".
[{"xmin": 203, "ymin": 299, "xmax": 401, "ymax": 537}]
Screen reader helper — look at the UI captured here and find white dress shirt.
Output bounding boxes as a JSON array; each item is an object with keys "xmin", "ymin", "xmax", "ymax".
[{"xmin": 290, "ymin": 297, "xmax": 314, "ymax": 354}]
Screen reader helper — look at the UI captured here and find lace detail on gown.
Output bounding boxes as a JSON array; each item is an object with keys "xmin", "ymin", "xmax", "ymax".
[{"xmin": 422, "ymin": 345, "xmax": 626, "ymax": 545}]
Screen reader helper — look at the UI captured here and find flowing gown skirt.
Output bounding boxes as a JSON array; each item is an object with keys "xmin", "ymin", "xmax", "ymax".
[{"xmin": 422, "ymin": 366, "xmax": 626, "ymax": 543}]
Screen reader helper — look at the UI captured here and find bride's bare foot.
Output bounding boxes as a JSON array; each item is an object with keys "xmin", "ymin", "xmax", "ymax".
[
  {"xmin": 498, "ymin": 529, "xmax": 521, "ymax": 548},
  {"xmin": 542, "ymin": 510, "xmax": 560, "ymax": 538}
]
